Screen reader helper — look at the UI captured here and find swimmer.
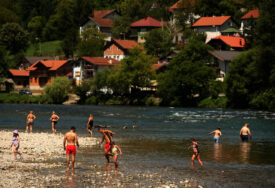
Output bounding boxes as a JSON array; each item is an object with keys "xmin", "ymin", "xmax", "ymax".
[
  {"xmin": 10, "ymin": 130, "xmax": 22, "ymax": 159},
  {"xmin": 64, "ymin": 126, "xmax": 79, "ymax": 171},
  {"xmin": 50, "ymin": 111, "xmax": 59, "ymax": 134},
  {"xmin": 188, "ymin": 138, "xmax": 203, "ymax": 166},
  {"xmin": 26, "ymin": 111, "xmax": 36, "ymax": 133},
  {"xmin": 240, "ymin": 123, "xmax": 252, "ymax": 142},
  {"xmin": 99, "ymin": 127, "xmax": 115, "ymax": 163},
  {"xmin": 208, "ymin": 127, "xmax": 222, "ymax": 143},
  {"xmin": 110, "ymin": 142, "xmax": 122, "ymax": 169},
  {"xmin": 86, "ymin": 114, "xmax": 94, "ymax": 137}
]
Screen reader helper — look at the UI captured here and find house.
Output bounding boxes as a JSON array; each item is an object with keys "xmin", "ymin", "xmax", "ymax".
[
  {"xmin": 27, "ymin": 60, "xmax": 73, "ymax": 91},
  {"xmin": 8, "ymin": 60, "xmax": 73, "ymax": 92},
  {"xmin": 207, "ymin": 35, "xmax": 246, "ymax": 50},
  {"xmin": 130, "ymin": 17, "xmax": 165, "ymax": 43},
  {"xmin": 209, "ymin": 50, "xmax": 241, "ymax": 78},
  {"xmin": 152, "ymin": 63, "xmax": 168, "ymax": 74},
  {"xmin": 104, "ymin": 39, "xmax": 143, "ymax": 61},
  {"xmin": 8, "ymin": 69, "xmax": 30, "ymax": 89},
  {"xmin": 17, "ymin": 56, "xmax": 57, "ymax": 70},
  {"xmin": 80, "ymin": 9, "xmax": 120, "ymax": 41},
  {"xmin": 240, "ymin": 9, "xmax": 259, "ymax": 34},
  {"xmin": 192, "ymin": 16, "xmax": 236, "ymax": 43},
  {"xmin": 73, "ymin": 57, "xmax": 120, "ymax": 85}
]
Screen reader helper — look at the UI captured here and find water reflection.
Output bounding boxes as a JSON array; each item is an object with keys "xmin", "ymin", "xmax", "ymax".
[
  {"xmin": 213, "ymin": 143, "xmax": 223, "ymax": 162},
  {"xmin": 239, "ymin": 142, "xmax": 251, "ymax": 163},
  {"xmin": 65, "ymin": 172, "xmax": 77, "ymax": 188}
]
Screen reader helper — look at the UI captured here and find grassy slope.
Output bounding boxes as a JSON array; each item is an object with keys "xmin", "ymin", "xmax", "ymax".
[{"xmin": 25, "ymin": 40, "xmax": 62, "ymax": 56}]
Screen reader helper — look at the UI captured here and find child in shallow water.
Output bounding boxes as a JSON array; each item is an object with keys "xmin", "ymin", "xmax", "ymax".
[
  {"xmin": 10, "ymin": 130, "xmax": 22, "ymax": 159},
  {"xmin": 188, "ymin": 138, "xmax": 203, "ymax": 166},
  {"xmin": 110, "ymin": 142, "xmax": 122, "ymax": 169}
]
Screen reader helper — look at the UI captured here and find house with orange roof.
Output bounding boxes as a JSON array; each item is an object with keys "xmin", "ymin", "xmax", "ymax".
[
  {"xmin": 27, "ymin": 60, "xmax": 73, "ymax": 90},
  {"xmin": 240, "ymin": 9, "xmax": 259, "ymax": 34},
  {"xmin": 8, "ymin": 60, "xmax": 73, "ymax": 92},
  {"xmin": 130, "ymin": 17, "xmax": 165, "ymax": 43},
  {"xmin": 8, "ymin": 69, "xmax": 30, "ymax": 89},
  {"xmin": 207, "ymin": 35, "xmax": 246, "ymax": 51},
  {"xmin": 168, "ymin": 0, "xmax": 199, "ymax": 44},
  {"xmin": 104, "ymin": 39, "xmax": 143, "ymax": 61},
  {"xmin": 192, "ymin": 16, "xmax": 236, "ymax": 43},
  {"xmin": 80, "ymin": 9, "xmax": 120, "ymax": 41},
  {"xmin": 73, "ymin": 57, "xmax": 120, "ymax": 84}
]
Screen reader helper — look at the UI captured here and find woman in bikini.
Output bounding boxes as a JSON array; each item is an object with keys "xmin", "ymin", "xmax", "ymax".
[
  {"xmin": 110, "ymin": 142, "xmax": 122, "ymax": 169},
  {"xmin": 50, "ymin": 111, "xmax": 60, "ymax": 134},
  {"xmin": 188, "ymin": 138, "xmax": 203, "ymax": 166}
]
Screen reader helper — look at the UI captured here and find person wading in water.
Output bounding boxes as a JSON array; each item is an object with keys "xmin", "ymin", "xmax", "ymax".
[{"xmin": 99, "ymin": 127, "xmax": 115, "ymax": 163}]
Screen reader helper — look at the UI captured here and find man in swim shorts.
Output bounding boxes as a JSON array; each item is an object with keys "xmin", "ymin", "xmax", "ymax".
[
  {"xmin": 64, "ymin": 126, "xmax": 79, "ymax": 171},
  {"xmin": 50, "ymin": 111, "xmax": 59, "ymax": 134},
  {"xmin": 99, "ymin": 127, "xmax": 115, "ymax": 163},
  {"xmin": 26, "ymin": 111, "xmax": 36, "ymax": 133},
  {"xmin": 86, "ymin": 114, "xmax": 94, "ymax": 137},
  {"xmin": 208, "ymin": 127, "xmax": 222, "ymax": 143},
  {"xmin": 240, "ymin": 123, "xmax": 252, "ymax": 142}
]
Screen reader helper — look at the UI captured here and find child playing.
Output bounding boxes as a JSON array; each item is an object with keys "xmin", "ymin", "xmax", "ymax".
[
  {"xmin": 10, "ymin": 130, "xmax": 22, "ymax": 160},
  {"xmin": 110, "ymin": 142, "xmax": 122, "ymax": 169},
  {"xmin": 188, "ymin": 138, "xmax": 203, "ymax": 166}
]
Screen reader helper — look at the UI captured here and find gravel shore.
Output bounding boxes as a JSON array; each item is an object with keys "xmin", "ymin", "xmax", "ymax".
[{"xmin": 0, "ymin": 130, "xmax": 98, "ymax": 187}]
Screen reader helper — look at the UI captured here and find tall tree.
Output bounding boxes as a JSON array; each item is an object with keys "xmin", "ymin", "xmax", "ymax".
[
  {"xmin": 144, "ymin": 28, "xmax": 174, "ymax": 58},
  {"xmin": 0, "ymin": 23, "xmax": 29, "ymax": 54},
  {"xmin": 77, "ymin": 25, "xmax": 106, "ymax": 57},
  {"xmin": 157, "ymin": 37, "xmax": 216, "ymax": 106}
]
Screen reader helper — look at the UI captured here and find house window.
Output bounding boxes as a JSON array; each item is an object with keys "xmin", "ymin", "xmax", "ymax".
[{"xmin": 117, "ymin": 56, "xmax": 119, "ymax": 59}]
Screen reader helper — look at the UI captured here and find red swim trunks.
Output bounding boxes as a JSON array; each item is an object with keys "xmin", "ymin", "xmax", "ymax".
[
  {"xmin": 66, "ymin": 145, "xmax": 76, "ymax": 154},
  {"xmin": 105, "ymin": 142, "xmax": 110, "ymax": 151}
]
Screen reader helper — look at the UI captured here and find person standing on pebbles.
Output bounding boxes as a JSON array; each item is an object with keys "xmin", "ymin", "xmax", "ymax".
[
  {"xmin": 64, "ymin": 126, "xmax": 79, "ymax": 172},
  {"xmin": 86, "ymin": 114, "xmax": 94, "ymax": 137},
  {"xmin": 26, "ymin": 111, "xmax": 36, "ymax": 133},
  {"xmin": 50, "ymin": 111, "xmax": 59, "ymax": 134},
  {"xmin": 10, "ymin": 130, "xmax": 22, "ymax": 160},
  {"xmin": 188, "ymin": 138, "xmax": 203, "ymax": 166}
]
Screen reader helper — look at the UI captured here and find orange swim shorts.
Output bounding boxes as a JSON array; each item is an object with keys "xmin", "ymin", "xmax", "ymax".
[{"xmin": 66, "ymin": 145, "xmax": 76, "ymax": 154}]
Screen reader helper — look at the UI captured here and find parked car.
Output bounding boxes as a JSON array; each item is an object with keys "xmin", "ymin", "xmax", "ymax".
[{"xmin": 19, "ymin": 89, "xmax": 32, "ymax": 95}]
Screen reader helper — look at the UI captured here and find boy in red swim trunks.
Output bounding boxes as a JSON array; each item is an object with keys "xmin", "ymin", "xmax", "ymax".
[
  {"xmin": 64, "ymin": 126, "xmax": 79, "ymax": 171},
  {"xmin": 99, "ymin": 127, "xmax": 115, "ymax": 163}
]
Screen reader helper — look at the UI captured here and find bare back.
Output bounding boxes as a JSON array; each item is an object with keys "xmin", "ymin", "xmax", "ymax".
[
  {"xmin": 240, "ymin": 127, "xmax": 251, "ymax": 136},
  {"xmin": 64, "ymin": 132, "xmax": 78, "ymax": 145}
]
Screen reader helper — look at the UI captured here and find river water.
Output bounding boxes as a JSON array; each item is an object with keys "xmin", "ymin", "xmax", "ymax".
[{"xmin": 0, "ymin": 104, "xmax": 275, "ymax": 187}]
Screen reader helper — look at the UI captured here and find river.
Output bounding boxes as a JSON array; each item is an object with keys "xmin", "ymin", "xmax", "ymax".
[{"xmin": 0, "ymin": 104, "xmax": 275, "ymax": 187}]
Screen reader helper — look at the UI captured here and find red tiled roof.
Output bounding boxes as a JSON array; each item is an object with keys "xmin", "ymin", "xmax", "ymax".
[
  {"xmin": 89, "ymin": 17, "xmax": 114, "ymax": 28},
  {"xmin": 169, "ymin": 0, "xmax": 195, "ymax": 12},
  {"xmin": 130, "ymin": 17, "xmax": 164, "ymax": 27},
  {"xmin": 241, "ymin": 9, "xmax": 259, "ymax": 19},
  {"xmin": 211, "ymin": 35, "xmax": 245, "ymax": 48},
  {"xmin": 9, "ymin": 69, "xmax": 29, "ymax": 77},
  {"xmin": 28, "ymin": 60, "xmax": 70, "ymax": 71},
  {"xmin": 93, "ymin": 9, "xmax": 116, "ymax": 19},
  {"xmin": 192, "ymin": 16, "xmax": 231, "ymax": 27},
  {"xmin": 113, "ymin": 39, "xmax": 142, "ymax": 50},
  {"xmin": 81, "ymin": 57, "xmax": 120, "ymax": 66}
]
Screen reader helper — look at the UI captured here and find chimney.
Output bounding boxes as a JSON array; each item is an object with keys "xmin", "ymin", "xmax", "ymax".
[{"xmin": 240, "ymin": 39, "xmax": 242, "ymax": 46}]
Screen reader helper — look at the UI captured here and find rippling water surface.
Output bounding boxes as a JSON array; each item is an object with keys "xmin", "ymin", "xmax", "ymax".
[{"xmin": 1, "ymin": 104, "xmax": 275, "ymax": 187}]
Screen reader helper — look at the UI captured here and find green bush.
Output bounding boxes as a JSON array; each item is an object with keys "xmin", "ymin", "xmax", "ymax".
[
  {"xmin": 45, "ymin": 77, "xmax": 70, "ymax": 104},
  {"xmin": 85, "ymin": 96, "xmax": 99, "ymax": 105},
  {"xmin": 0, "ymin": 93, "xmax": 52, "ymax": 104},
  {"xmin": 249, "ymin": 88, "xmax": 275, "ymax": 110},
  {"xmin": 145, "ymin": 96, "xmax": 160, "ymax": 106},
  {"xmin": 198, "ymin": 97, "xmax": 227, "ymax": 108}
]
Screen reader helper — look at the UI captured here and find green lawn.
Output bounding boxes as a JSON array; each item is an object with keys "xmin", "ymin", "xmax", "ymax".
[{"xmin": 25, "ymin": 40, "xmax": 62, "ymax": 56}]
